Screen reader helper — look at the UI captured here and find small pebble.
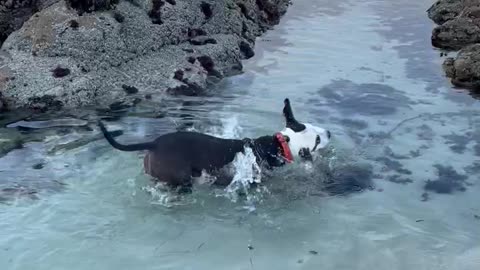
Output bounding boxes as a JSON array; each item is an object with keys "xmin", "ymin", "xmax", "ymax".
[
  {"xmin": 309, "ymin": 250, "xmax": 318, "ymax": 255},
  {"xmin": 377, "ymin": 188, "xmax": 384, "ymax": 192},
  {"xmin": 415, "ymin": 219, "xmax": 424, "ymax": 223},
  {"xmin": 474, "ymin": 215, "xmax": 480, "ymax": 220},
  {"xmin": 248, "ymin": 244, "xmax": 253, "ymax": 250},
  {"xmin": 297, "ymin": 259, "xmax": 303, "ymax": 264}
]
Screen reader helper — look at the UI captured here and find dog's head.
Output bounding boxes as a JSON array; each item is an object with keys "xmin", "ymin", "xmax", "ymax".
[{"xmin": 280, "ymin": 98, "xmax": 331, "ymax": 161}]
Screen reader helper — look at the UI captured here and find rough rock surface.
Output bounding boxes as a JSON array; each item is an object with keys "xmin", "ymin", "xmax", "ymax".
[
  {"xmin": 0, "ymin": 0, "xmax": 290, "ymax": 110},
  {"xmin": 427, "ymin": 0, "xmax": 468, "ymax": 25},
  {"xmin": 428, "ymin": 0, "xmax": 480, "ymax": 91},
  {"xmin": 0, "ymin": 0, "xmax": 60, "ymax": 47},
  {"xmin": 431, "ymin": 15, "xmax": 480, "ymax": 50},
  {"xmin": 429, "ymin": 0, "xmax": 480, "ymax": 50},
  {"xmin": 443, "ymin": 44, "xmax": 480, "ymax": 89}
]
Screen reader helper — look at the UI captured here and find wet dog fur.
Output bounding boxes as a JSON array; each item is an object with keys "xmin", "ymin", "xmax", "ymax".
[{"xmin": 99, "ymin": 98, "xmax": 331, "ymax": 190}]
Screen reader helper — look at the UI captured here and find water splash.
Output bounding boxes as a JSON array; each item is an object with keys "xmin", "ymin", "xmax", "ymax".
[
  {"xmin": 142, "ymin": 182, "xmax": 197, "ymax": 207},
  {"xmin": 222, "ymin": 147, "xmax": 263, "ymax": 209},
  {"xmin": 205, "ymin": 116, "xmax": 242, "ymax": 139},
  {"xmin": 140, "ymin": 115, "xmax": 265, "ymax": 207}
]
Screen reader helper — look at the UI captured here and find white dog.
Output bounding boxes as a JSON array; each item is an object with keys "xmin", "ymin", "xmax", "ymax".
[{"xmin": 280, "ymin": 98, "xmax": 331, "ymax": 162}]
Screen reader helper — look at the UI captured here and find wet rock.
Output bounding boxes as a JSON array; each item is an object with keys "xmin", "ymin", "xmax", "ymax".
[
  {"xmin": 239, "ymin": 40, "xmax": 255, "ymax": 59},
  {"xmin": 256, "ymin": 0, "xmax": 282, "ymax": 25},
  {"xmin": 428, "ymin": 0, "xmax": 480, "ymax": 48},
  {"xmin": 431, "ymin": 17, "xmax": 480, "ymax": 50},
  {"xmin": 443, "ymin": 57, "xmax": 456, "ymax": 77},
  {"xmin": 424, "ymin": 164, "xmax": 468, "ymax": 194},
  {"xmin": 428, "ymin": 0, "xmax": 480, "ymax": 92},
  {"xmin": 442, "ymin": 44, "xmax": 480, "ymax": 90},
  {"xmin": 2, "ymin": 0, "xmax": 290, "ymax": 110},
  {"xmin": 28, "ymin": 95, "xmax": 64, "ymax": 112},
  {"xmin": 167, "ymin": 64, "xmax": 208, "ymax": 96},
  {"xmin": 427, "ymin": 0, "xmax": 467, "ymax": 25},
  {"xmin": 0, "ymin": 0, "xmax": 60, "ymax": 47}
]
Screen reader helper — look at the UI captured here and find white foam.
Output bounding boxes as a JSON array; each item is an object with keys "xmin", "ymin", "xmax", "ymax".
[{"xmin": 223, "ymin": 147, "xmax": 262, "ymax": 204}]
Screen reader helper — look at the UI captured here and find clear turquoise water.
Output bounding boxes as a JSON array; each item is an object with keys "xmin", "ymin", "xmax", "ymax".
[{"xmin": 1, "ymin": 0, "xmax": 479, "ymax": 269}]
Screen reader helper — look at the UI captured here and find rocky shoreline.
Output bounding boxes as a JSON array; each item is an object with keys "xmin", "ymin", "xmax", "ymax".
[
  {"xmin": 0, "ymin": 0, "xmax": 290, "ymax": 111},
  {"xmin": 428, "ymin": 0, "xmax": 480, "ymax": 91}
]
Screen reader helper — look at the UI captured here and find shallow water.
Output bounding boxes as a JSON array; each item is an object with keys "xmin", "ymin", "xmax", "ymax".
[{"xmin": 1, "ymin": 0, "xmax": 480, "ymax": 269}]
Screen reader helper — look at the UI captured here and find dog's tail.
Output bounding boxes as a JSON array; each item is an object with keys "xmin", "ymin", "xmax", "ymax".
[{"xmin": 98, "ymin": 121, "xmax": 155, "ymax": 152}]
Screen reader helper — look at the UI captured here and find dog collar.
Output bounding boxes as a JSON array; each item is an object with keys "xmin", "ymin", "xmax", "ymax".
[{"xmin": 275, "ymin": 133, "xmax": 293, "ymax": 163}]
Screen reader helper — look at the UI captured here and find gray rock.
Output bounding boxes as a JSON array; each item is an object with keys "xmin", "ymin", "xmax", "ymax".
[
  {"xmin": 1, "ymin": 0, "xmax": 290, "ymax": 110},
  {"xmin": 0, "ymin": 0, "xmax": 59, "ymax": 47},
  {"xmin": 432, "ymin": 17, "xmax": 480, "ymax": 50},
  {"xmin": 429, "ymin": 0, "xmax": 480, "ymax": 50},
  {"xmin": 442, "ymin": 43, "xmax": 480, "ymax": 89},
  {"xmin": 427, "ymin": 0, "xmax": 466, "ymax": 25}
]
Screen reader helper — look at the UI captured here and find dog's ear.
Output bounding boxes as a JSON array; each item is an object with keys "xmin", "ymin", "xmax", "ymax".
[{"xmin": 283, "ymin": 98, "xmax": 306, "ymax": 132}]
